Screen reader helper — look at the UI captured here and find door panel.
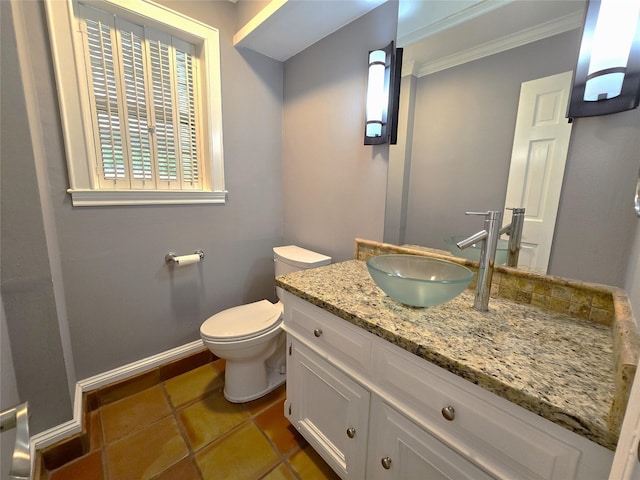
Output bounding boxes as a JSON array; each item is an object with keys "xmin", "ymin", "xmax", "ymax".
[
  {"xmin": 286, "ymin": 339, "xmax": 369, "ymax": 479},
  {"xmin": 504, "ymin": 71, "xmax": 573, "ymax": 273},
  {"xmin": 367, "ymin": 397, "xmax": 494, "ymax": 480}
]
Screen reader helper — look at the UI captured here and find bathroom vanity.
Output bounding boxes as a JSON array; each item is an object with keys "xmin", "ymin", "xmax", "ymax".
[{"xmin": 277, "ymin": 241, "xmax": 639, "ymax": 480}]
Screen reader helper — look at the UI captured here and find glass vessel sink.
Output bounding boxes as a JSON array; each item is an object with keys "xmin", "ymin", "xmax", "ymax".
[
  {"xmin": 445, "ymin": 236, "xmax": 509, "ymax": 265},
  {"xmin": 366, "ymin": 254, "xmax": 473, "ymax": 307}
]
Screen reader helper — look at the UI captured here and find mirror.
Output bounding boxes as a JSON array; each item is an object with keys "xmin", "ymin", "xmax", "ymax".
[
  {"xmin": 386, "ymin": 0, "xmax": 588, "ymax": 273},
  {"xmin": 387, "ymin": 0, "xmax": 640, "ymax": 278}
]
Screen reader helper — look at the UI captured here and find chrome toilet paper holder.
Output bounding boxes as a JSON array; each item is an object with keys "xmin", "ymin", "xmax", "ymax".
[{"xmin": 165, "ymin": 250, "xmax": 205, "ymax": 264}]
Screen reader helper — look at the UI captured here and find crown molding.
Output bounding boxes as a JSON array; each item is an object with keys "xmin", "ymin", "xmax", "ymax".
[
  {"xmin": 416, "ymin": 10, "xmax": 584, "ymax": 78},
  {"xmin": 398, "ymin": 0, "xmax": 511, "ymax": 48}
]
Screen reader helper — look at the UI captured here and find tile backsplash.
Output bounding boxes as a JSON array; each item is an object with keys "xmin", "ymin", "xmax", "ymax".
[{"xmin": 355, "ymin": 238, "xmax": 615, "ymax": 325}]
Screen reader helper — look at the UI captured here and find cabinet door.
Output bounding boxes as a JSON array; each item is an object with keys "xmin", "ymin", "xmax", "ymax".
[
  {"xmin": 367, "ymin": 397, "xmax": 495, "ymax": 480},
  {"xmin": 285, "ymin": 339, "xmax": 370, "ymax": 480}
]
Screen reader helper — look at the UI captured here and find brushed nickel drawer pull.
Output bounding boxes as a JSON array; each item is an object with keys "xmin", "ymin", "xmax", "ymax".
[
  {"xmin": 442, "ymin": 405, "xmax": 456, "ymax": 421},
  {"xmin": 381, "ymin": 457, "xmax": 392, "ymax": 469},
  {"xmin": 346, "ymin": 427, "xmax": 356, "ymax": 438},
  {"xmin": 313, "ymin": 328, "xmax": 323, "ymax": 337}
]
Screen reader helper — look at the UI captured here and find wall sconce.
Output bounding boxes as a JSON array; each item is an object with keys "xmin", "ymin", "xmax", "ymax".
[
  {"xmin": 364, "ymin": 41, "xmax": 403, "ymax": 145},
  {"xmin": 568, "ymin": 0, "xmax": 640, "ymax": 117}
]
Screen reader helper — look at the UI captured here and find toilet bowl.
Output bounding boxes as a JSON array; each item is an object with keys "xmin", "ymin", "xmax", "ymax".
[
  {"xmin": 200, "ymin": 246, "xmax": 331, "ymax": 403},
  {"xmin": 201, "ymin": 300, "xmax": 285, "ymax": 402}
]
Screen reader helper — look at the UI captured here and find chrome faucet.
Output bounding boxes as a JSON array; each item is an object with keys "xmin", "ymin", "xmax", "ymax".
[
  {"xmin": 456, "ymin": 210, "xmax": 502, "ymax": 311},
  {"xmin": 499, "ymin": 207, "xmax": 526, "ymax": 268}
]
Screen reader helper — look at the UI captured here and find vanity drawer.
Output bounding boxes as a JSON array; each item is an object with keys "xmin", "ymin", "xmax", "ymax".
[
  {"xmin": 374, "ymin": 341, "xmax": 581, "ymax": 480},
  {"xmin": 282, "ymin": 293, "xmax": 373, "ymax": 377}
]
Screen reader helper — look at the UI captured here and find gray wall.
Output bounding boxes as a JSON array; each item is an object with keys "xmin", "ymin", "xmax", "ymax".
[
  {"xmin": 282, "ymin": 1, "xmax": 398, "ymax": 262},
  {"xmin": 385, "ymin": 74, "xmax": 417, "ymax": 246},
  {"xmin": 1, "ymin": 1, "xmax": 73, "ymax": 432},
  {"xmin": 553, "ymin": 107, "xmax": 640, "ymax": 285},
  {"xmin": 2, "ymin": 0, "xmax": 284, "ymax": 431},
  {"xmin": 627, "ymin": 222, "xmax": 640, "ymax": 326},
  {"xmin": 400, "ymin": 29, "xmax": 640, "ymax": 287}
]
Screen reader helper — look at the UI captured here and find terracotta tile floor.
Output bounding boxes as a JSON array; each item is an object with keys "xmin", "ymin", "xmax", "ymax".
[{"xmin": 39, "ymin": 357, "xmax": 340, "ymax": 480}]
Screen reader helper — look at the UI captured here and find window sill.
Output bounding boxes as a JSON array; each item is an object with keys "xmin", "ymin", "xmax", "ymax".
[{"xmin": 68, "ymin": 189, "xmax": 228, "ymax": 207}]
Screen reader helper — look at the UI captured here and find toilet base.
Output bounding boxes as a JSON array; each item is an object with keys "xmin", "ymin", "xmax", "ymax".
[{"xmin": 223, "ymin": 364, "xmax": 286, "ymax": 403}]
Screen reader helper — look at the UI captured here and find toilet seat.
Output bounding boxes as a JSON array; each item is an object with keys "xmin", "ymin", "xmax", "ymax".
[{"xmin": 200, "ymin": 300, "xmax": 283, "ymax": 342}]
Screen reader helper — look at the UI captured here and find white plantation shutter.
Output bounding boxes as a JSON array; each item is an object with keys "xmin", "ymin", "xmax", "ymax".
[
  {"xmin": 79, "ymin": 4, "xmax": 201, "ymax": 190},
  {"xmin": 174, "ymin": 41, "xmax": 199, "ymax": 187},
  {"xmin": 119, "ymin": 23, "xmax": 152, "ymax": 187},
  {"xmin": 81, "ymin": 7, "xmax": 127, "ymax": 186}
]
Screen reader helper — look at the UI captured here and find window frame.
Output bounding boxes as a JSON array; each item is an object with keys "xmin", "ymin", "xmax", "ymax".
[{"xmin": 45, "ymin": 0, "xmax": 226, "ymax": 206}]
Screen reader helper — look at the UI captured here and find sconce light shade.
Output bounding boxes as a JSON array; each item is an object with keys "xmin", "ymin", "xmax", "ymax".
[
  {"xmin": 364, "ymin": 41, "xmax": 403, "ymax": 145},
  {"xmin": 568, "ymin": 0, "xmax": 640, "ymax": 117}
]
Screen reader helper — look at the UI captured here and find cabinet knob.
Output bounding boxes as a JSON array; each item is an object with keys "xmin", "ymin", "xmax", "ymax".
[
  {"xmin": 441, "ymin": 405, "xmax": 456, "ymax": 421},
  {"xmin": 313, "ymin": 328, "xmax": 323, "ymax": 337},
  {"xmin": 381, "ymin": 457, "xmax": 392, "ymax": 470},
  {"xmin": 346, "ymin": 427, "xmax": 356, "ymax": 438}
]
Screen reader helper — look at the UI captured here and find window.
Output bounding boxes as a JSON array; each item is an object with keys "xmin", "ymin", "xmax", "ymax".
[{"xmin": 45, "ymin": 0, "xmax": 226, "ymax": 206}]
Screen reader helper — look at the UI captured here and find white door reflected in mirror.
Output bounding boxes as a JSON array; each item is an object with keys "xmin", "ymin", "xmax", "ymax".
[{"xmin": 503, "ymin": 71, "xmax": 573, "ymax": 273}]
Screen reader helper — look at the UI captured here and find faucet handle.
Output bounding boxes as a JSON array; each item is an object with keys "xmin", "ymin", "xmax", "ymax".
[
  {"xmin": 465, "ymin": 211, "xmax": 490, "ymax": 216},
  {"xmin": 506, "ymin": 207, "xmax": 526, "ymax": 214},
  {"xmin": 465, "ymin": 211, "xmax": 501, "ymax": 220}
]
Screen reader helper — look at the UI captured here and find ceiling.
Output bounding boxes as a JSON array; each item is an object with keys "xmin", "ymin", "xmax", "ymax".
[
  {"xmin": 233, "ymin": 0, "xmax": 387, "ymax": 61},
  {"xmin": 233, "ymin": 0, "xmax": 586, "ymax": 68}
]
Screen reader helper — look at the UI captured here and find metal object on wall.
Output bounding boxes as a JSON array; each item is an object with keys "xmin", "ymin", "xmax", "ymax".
[
  {"xmin": 0, "ymin": 401, "xmax": 30, "ymax": 480},
  {"xmin": 165, "ymin": 250, "xmax": 205, "ymax": 266}
]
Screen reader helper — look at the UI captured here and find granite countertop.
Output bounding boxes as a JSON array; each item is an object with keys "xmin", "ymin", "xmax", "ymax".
[{"xmin": 276, "ymin": 259, "xmax": 618, "ymax": 450}]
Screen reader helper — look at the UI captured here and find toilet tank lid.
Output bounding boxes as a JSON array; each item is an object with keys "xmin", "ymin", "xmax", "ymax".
[
  {"xmin": 273, "ymin": 245, "xmax": 331, "ymax": 268},
  {"xmin": 201, "ymin": 300, "xmax": 283, "ymax": 340}
]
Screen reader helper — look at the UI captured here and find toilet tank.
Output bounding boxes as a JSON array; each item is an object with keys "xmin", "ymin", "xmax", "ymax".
[{"xmin": 273, "ymin": 245, "xmax": 331, "ymax": 277}]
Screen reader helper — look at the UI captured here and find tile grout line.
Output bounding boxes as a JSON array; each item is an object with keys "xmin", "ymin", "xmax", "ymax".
[
  {"xmin": 97, "ymin": 403, "xmax": 107, "ymax": 480},
  {"xmin": 99, "ymin": 441, "xmax": 108, "ymax": 480},
  {"xmin": 253, "ymin": 417, "xmax": 304, "ymax": 480},
  {"xmin": 159, "ymin": 377, "xmax": 205, "ymax": 480},
  {"xmin": 245, "ymin": 394, "xmax": 307, "ymax": 480}
]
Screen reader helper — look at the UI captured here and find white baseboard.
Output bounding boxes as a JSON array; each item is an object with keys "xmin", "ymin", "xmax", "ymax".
[{"xmin": 29, "ymin": 339, "xmax": 206, "ymax": 472}]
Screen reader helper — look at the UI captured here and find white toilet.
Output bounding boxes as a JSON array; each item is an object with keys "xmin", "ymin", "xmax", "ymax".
[{"xmin": 200, "ymin": 245, "xmax": 331, "ymax": 403}]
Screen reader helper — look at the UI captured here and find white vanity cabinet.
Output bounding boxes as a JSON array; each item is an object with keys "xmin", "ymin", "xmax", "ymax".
[
  {"xmin": 285, "ymin": 339, "xmax": 370, "ymax": 479},
  {"xmin": 281, "ymin": 291, "xmax": 614, "ymax": 480}
]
